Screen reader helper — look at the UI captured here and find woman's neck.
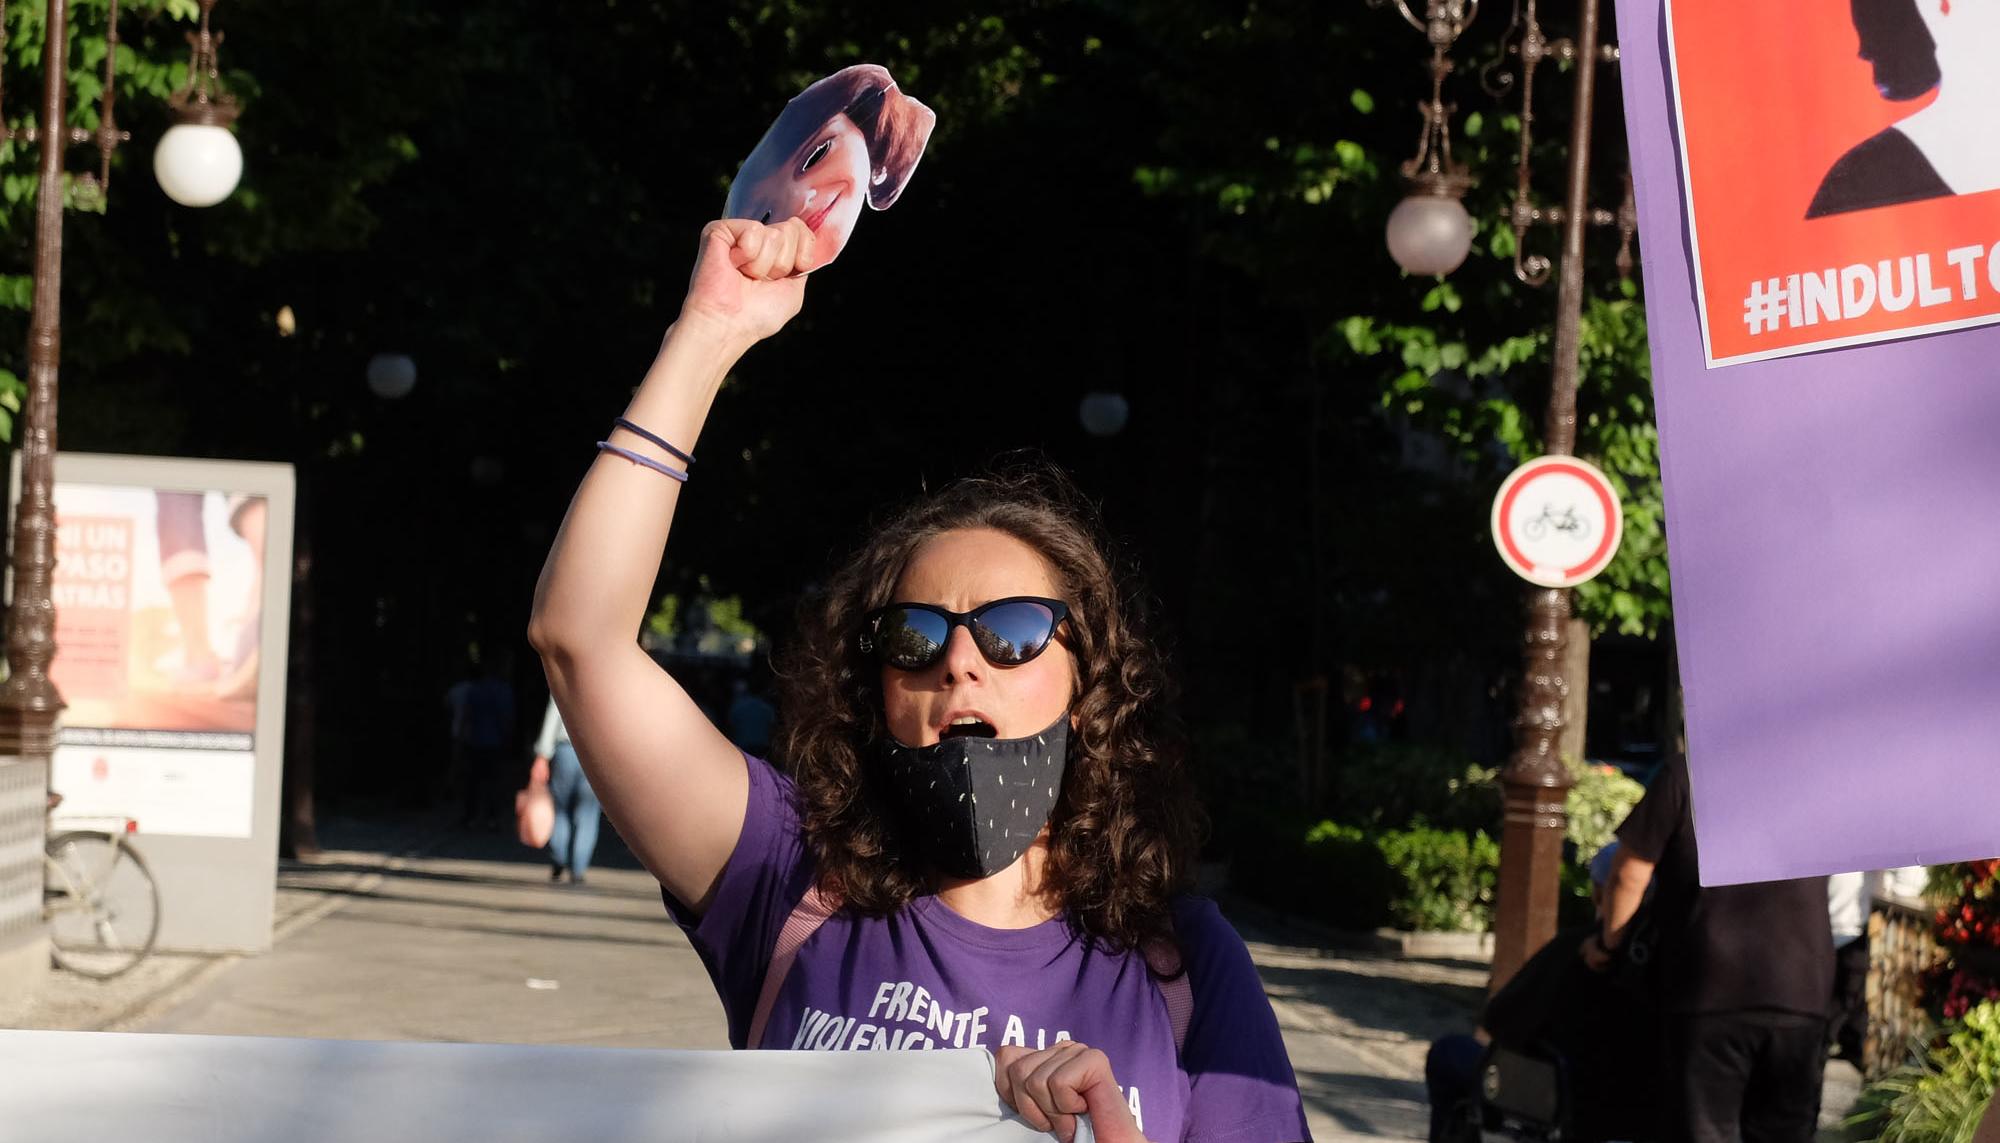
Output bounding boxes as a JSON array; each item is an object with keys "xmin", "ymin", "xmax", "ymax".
[
  {"xmin": 1899, "ymin": 71, "xmax": 2000, "ymax": 195},
  {"xmin": 932, "ymin": 837, "xmax": 1061, "ymax": 929}
]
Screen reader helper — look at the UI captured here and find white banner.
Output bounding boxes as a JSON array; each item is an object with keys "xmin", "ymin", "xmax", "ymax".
[{"xmin": 0, "ymin": 1032, "xmax": 1083, "ymax": 1143}]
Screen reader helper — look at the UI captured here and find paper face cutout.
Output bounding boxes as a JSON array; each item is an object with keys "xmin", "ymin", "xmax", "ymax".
[{"xmin": 724, "ymin": 64, "xmax": 936, "ymax": 266}]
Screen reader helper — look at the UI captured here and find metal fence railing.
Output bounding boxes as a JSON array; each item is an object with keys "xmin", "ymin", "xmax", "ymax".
[{"xmin": 1866, "ymin": 893, "xmax": 1946, "ymax": 1079}]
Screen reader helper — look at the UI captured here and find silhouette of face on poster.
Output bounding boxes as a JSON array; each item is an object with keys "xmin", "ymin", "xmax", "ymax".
[
  {"xmin": 1852, "ymin": 0, "xmax": 1939, "ymax": 100},
  {"xmin": 1810, "ymin": 0, "xmax": 2000, "ymax": 217},
  {"xmin": 724, "ymin": 65, "xmax": 936, "ymax": 264}
]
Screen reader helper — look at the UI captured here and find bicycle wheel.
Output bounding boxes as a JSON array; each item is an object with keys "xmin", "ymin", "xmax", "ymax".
[{"xmin": 44, "ymin": 831, "xmax": 161, "ymax": 980}]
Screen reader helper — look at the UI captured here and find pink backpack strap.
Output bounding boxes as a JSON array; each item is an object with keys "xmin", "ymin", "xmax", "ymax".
[
  {"xmin": 746, "ymin": 884, "xmax": 838, "ymax": 1049},
  {"xmin": 1142, "ymin": 939, "xmax": 1193, "ymax": 1056}
]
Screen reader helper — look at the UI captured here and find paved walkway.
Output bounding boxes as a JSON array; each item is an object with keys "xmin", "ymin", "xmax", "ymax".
[{"xmin": 3, "ymin": 814, "xmax": 1866, "ymax": 1140}]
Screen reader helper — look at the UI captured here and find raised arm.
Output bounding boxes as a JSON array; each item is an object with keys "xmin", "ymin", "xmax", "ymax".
[{"xmin": 528, "ymin": 218, "xmax": 821, "ymax": 915}]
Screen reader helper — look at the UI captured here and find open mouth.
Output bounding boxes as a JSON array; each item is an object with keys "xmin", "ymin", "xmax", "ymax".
[{"xmin": 939, "ymin": 718, "xmax": 998, "ymax": 741}]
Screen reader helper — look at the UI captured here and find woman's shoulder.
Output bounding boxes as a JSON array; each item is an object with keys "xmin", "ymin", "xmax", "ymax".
[
  {"xmin": 1808, "ymin": 127, "xmax": 1951, "ymax": 218},
  {"xmin": 1165, "ymin": 895, "xmax": 1259, "ymax": 979}
]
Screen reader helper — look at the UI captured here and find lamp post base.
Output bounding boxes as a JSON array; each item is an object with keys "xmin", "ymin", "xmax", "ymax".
[
  {"xmin": 0, "ymin": 751, "xmax": 50, "ymax": 1008},
  {"xmin": 1490, "ymin": 774, "xmax": 1572, "ymax": 990}
]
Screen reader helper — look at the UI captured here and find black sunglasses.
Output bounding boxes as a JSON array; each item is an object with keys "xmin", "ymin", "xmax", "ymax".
[{"xmin": 858, "ymin": 597, "xmax": 1071, "ymax": 671}]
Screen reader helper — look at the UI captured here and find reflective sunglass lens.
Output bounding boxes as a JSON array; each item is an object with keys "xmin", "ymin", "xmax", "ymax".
[
  {"xmin": 973, "ymin": 601, "xmax": 1057, "ymax": 664},
  {"xmin": 877, "ymin": 607, "xmax": 948, "ymax": 668}
]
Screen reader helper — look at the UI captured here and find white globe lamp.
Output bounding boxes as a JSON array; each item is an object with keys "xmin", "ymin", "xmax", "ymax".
[
  {"xmin": 1078, "ymin": 391, "xmax": 1130, "ymax": 437},
  {"xmin": 367, "ymin": 354, "xmax": 418, "ymax": 400},
  {"xmin": 1386, "ymin": 192, "xmax": 1476, "ymax": 278},
  {"xmin": 154, "ymin": 0, "xmax": 241, "ymax": 209},
  {"xmin": 154, "ymin": 121, "xmax": 242, "ymax": 208}
]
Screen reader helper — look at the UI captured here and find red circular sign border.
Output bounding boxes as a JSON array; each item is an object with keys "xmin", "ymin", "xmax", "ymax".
[{"xmin": 1494, "ymin": 458, "xmax": 1621, "ymax": 586}]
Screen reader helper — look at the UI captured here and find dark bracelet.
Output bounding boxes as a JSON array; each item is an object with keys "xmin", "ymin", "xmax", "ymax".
[
  {"xmin": 597, "ymin": 441, "xmax": 688, "ymax": 483},
  {"xmin": 613, "ymin": 417, "xmax": 695, "ymax": 466}
]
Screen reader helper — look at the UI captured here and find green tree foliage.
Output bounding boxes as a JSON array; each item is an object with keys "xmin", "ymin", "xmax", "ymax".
[
  {"xmin": 0, "ymin": 0, "xmax": 198, "ymax": 435},
  {"xmin": 1124, "ymin": 2, "xmax": 1666, "ymax": 637},
  {"xmin": 0, "ymin": 1, "xmax": 1672, "ymax": 801}
]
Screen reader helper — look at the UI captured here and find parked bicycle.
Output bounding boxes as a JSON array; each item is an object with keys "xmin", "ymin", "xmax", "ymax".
[{"xmin": 44, "ymin": 791, "xmax": 161, "ymax": 979}]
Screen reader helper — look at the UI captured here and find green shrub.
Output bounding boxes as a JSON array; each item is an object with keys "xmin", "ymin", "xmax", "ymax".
[
  {"xmin": 1376, "ymin": 827, "xmax": 1501, "ymax": 932},
  {"xmin": 1300, "ymin": 821, "xmax": 1400, "ymax": 930},
  {"xmin": 1196, "ymin": 724, "xmax": 1307, "ymax": 859},
  {"xmin": 1224, "ymin": 806, "xmax": 1318, "ymax": 907},
  {"xmin": 1325, "ymin": 742, "xmax": 1500, "ymax": 834},
  {"xmin": 1849, "ymin": 1000, "xmax": 2000, "ymax": 1143},
  {"xmin": 1565, "ymin": 758, "xmax": 1646, "ymax": 865},
  {"xmin": 1234, "ymin": 819, "xmax": 1498, "ymax": 934}
]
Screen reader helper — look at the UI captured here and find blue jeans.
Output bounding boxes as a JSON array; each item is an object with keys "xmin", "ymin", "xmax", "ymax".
[{"xmin": 546, "ymin": 744, "xmax": 602, "ymax": 878}]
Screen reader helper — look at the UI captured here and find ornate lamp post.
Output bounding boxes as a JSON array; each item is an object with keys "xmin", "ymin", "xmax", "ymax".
[
  {"xmin": 1380, "ymin": 0, "xmax": 1479, "ymax": 277},
  {"xmin": 1376, "ymin": 0, "xmax": 1638, "ymax": 989},
  {"xmin": 0, "ymin": 0, "xmax": 241, "ymax": 998}
]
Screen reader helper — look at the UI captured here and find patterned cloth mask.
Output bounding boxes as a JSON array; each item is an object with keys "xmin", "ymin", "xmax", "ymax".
[{"xmin": 876, "ymin": 711, "xmax": 1070, "ymax": 879}]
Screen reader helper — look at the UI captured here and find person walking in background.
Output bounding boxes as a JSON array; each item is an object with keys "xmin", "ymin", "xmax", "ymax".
[
  {"xmin": 724, "ymin": 674, "xmax": 776, "ymax": 757},
  {"xmin": 447, "ymin": 653, "xmax": 517, "ymax": 829},
  {"xmin": 1587, "ymin": 755, "xmax": 1832, "ymax": 1142},
  {"xmin": 1826, "ymin": 866, "xmax": 1929, "ymax": 1069},
  {"xmin": 534, "ymin": 696, "xmax": 601, "ymax": 885}
]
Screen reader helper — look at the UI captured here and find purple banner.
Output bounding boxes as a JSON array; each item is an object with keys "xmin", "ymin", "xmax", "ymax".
[{"xmin": 1617, "ymin": 0, "xmax": 2000, "ymax": 884}]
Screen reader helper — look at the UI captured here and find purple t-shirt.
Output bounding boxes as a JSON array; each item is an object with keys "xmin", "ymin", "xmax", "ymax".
[{"xmin": 663, "ymin": 753, "xmax": 1312, "ymax": 1143}]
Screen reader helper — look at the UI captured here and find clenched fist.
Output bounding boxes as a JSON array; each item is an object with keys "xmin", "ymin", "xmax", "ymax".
[{"xmin": 675, "ymin": 217, "xmax": 824, "ymax": 353}]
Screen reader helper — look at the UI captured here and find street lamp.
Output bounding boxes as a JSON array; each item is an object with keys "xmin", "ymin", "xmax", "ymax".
[
  {"xmin": 366, "ymin": 353, "xmax": 419, "ymax": 400},
  {"xmin": 1380, "ymin": 1, "xmax": 1479, "ymax": 277},
  {"xmin": 1077, "ymin": 391, "xmax": 1130, "ymax": 437},
  {"xmin": 153, "ymin": 1, "xmax": 242, "ymax": 207},
  {"xmin": 1375, "ymin": 0, "xmax": 1638, "ymax": 989},
  {"xmin": 0, "ymin": 0, "xmax": 242, "ymax": 999}
]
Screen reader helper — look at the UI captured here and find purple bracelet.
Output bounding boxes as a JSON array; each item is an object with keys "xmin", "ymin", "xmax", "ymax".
[
  {"xmin": 613, "ymin": 418, "xmax": 694, "ymax": 466},
  {"xmin": 597, "ymin": 442, "xmax": 689, "ymax": 483}
]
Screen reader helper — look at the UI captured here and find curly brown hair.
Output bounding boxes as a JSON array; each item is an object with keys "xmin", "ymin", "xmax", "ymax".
[{"xmin": 772, "ymin": 459, "xmax": 1204, "ymax": 953}]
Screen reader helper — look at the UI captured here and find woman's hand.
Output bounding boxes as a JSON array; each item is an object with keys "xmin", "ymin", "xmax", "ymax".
[
  {"xmin": 675, "ymin": 217, "xmax": 823, "ymax": 354},
  {"xmin": 994, "ymin": 1042, "xmax": 1149, "ymax": 1143}
]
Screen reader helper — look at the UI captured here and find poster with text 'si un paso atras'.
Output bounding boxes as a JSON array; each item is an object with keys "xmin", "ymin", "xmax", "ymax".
[
  {"xmin": 1618, "ymin": 0, "xmax": 2000, "ymax": 884},
  {"xmin": 48, "ymin": 484, "xmax": 270, "ymax": 840}
]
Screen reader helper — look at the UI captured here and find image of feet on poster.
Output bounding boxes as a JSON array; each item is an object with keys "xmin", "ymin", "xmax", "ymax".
[
  {"xmin": 48, "ymin": 483, "xmax": 269, "ymax": 839},
  {"xmin": 1666, "ymin": 0, "xmax": 2000, "ymax": 365}
]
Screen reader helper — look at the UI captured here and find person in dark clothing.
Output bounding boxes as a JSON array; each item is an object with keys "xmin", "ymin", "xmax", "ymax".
[
  {"xmin": 446, "ymin": 655, "xmax": 517, "ymax": 828},
  {"xmin": 1586, "ymin": 756, "xmax": 1832, "ymax": 1142},
  {"xmin": 1426, "ymin": 843, "xmax": 1662, "ymax": 1143}
]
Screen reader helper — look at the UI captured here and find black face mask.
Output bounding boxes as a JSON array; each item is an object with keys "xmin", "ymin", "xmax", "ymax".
[{"xmin": 875, "ymin": 711, "xmax": 1070, "ymax": 880}]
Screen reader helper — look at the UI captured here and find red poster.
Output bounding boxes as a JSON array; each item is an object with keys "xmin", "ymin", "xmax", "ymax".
[
  {"xmin": 50, "ymin": 515, "xmax": 134, "ymax": 703},
  {"xmin": 1666, "ymin": 0, "xmax": 2000, "ymax": 365}
]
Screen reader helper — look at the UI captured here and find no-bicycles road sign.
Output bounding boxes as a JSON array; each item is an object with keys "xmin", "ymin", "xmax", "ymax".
[{"xmin": 1490, "ymin": 456, "xmax": 1623, "ymax": 589}]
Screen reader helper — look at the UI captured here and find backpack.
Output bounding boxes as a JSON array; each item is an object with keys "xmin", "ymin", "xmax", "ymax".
[{"xmin": 746, "ymin": 886, "xmax": 1194, "ymax": 1055}]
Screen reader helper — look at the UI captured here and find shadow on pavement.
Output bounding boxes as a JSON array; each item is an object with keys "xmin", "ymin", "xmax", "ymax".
[
  {"xmin": 297, "ymin": 811, "xmax": 654, "ymax": 871},
  {"xmin": 1294, "ymin": 1068, "xmax": 1432, "ymax": 1136},
  {"xmin": 279, "ymin": 879, "xmax": 672, "ymax": 926},
  {"xmin": 320, "ymin": 910, "xmax": 681, "ymax": 950}
]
